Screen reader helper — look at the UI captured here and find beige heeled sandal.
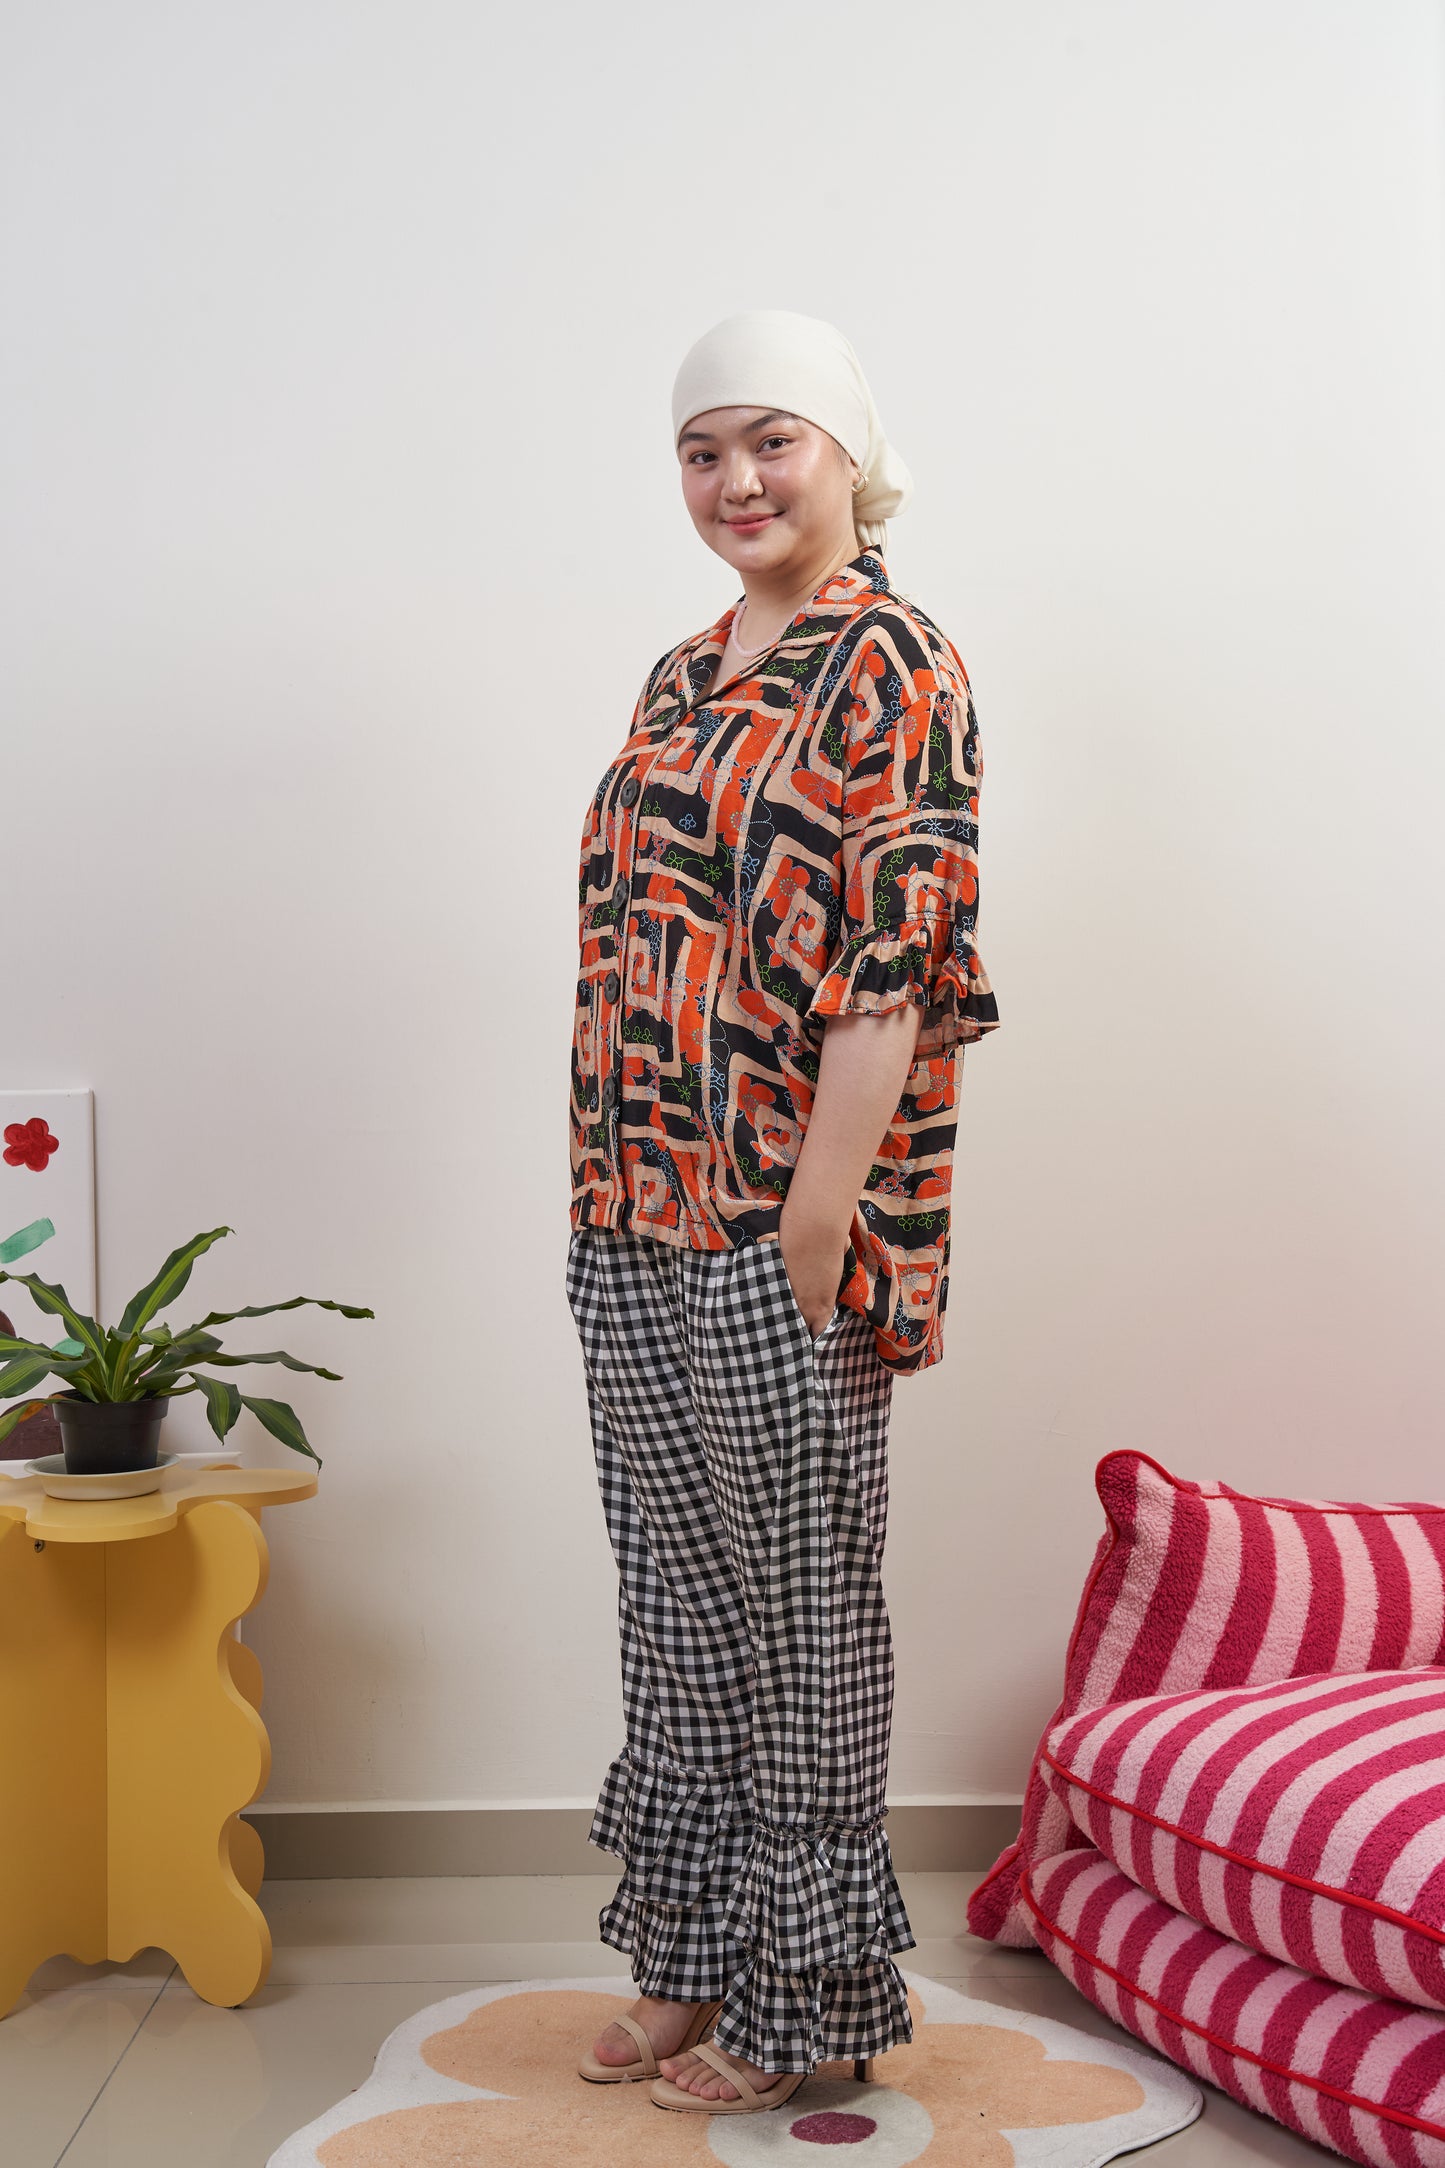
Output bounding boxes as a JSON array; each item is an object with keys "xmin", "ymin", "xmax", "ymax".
[
  {"xmin": 577, "ymin": 1995, "xmax": 724, "ymax": 2084},
  {"xmin": 650, "ymin": 2039, "xmax": 812, "ymax": 2115}
]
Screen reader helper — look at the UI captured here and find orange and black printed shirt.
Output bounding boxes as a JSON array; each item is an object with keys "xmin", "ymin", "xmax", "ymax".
[{"xmin": 567, "ymin": 545, "xmax": 1000, "ymax": 1376}]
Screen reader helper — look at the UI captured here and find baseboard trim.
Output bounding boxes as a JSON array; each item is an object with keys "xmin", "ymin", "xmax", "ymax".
[{"xmin": 240, "ymin": 1802, "xmax": 1023, "ymax": 1880}]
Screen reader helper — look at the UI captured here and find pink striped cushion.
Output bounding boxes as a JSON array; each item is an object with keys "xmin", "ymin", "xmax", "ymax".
[
  {"xmin": 1043, "ymin": 1668, "xmax": 1445, "ymax": 2007},
  {"xmin": 1026, "ymin": 1842, "xmax": 1445, "ymax": 2166},
  {"xmin": 968, "ymin": 1450, "xmax": 1445, "ymax": 1949}
]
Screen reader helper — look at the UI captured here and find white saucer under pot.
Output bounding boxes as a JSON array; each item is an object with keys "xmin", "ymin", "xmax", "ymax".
[{"xmin": 24, "ymin": 1452, "xmax": 179, "ymax": 1501}]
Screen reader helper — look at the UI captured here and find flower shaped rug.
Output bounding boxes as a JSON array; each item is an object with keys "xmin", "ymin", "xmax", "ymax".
[{"xmin": 266, "ymin": 1969, "xmax": 1201, "ymax": 2166}]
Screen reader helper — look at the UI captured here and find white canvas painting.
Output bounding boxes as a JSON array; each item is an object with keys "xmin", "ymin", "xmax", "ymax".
[{"xmin": 0, "ymin": 1088, "xmax": 97, "ymax": 1461}]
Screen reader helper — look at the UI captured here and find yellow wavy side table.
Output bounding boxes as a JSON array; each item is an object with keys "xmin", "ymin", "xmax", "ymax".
[{"xmin": 0, "ymin": 1461, "xmax": 317, "ymax": 2019}]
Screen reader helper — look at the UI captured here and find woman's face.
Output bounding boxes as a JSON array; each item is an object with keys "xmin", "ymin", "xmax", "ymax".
[{"xmin": 676, "ymin": 406, "xmax": 861, "ymax": 576}]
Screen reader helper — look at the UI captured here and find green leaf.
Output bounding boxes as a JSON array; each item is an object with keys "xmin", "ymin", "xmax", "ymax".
[
  {"xmin": 116, "ymin": 1227, "xmax": 234, "ymax": 1338},
  {"xmin": 176, "ymin": 1295, "xmax": 374, "ymax": 1334},
  {"xmin": 0, "ymin": 1218, "xmax": 55, "ymax": 1266},
  {"xmin": 0, "ymin": 1333, "xmax": 82, "ymax": 1363},
  {"xmin": 0, "ymin": 1344, "xmax": 67, "ymax": 1396},
  {"xmin": 0, "ymin": 1335, "xmax": 90, "ymax": 1387},
  {"xmin": 198, "ymin": 1349, "xmax": 343, "ymax": 1380},
  {"xmin": 194, "ymin": 1373, "xmax": 243, "ymax": 1441},
  {"xmin": 132, "ymin": 1331, "xmax": 225, "ymax": 1378},
  {"xmin": 239, "ymin": 1394, "xmax": 322, "ymax": 1467},
  {"xmin": 0, "ymin": 1396, "xmax": 53, "ymax": 1443},
  {"xmin": 0, "ymin": 1272, "xmax": 104, "ymax": 1363}
]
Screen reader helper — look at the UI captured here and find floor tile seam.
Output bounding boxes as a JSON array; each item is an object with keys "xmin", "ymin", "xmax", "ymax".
[{"xmin": 52, "ymin": 1964, "xmax": 177, "ymax": 2166}]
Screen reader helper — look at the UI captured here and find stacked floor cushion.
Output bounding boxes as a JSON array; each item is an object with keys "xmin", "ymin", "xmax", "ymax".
[
  {"xmin": 1026, "ymin": 1846, "xmax": 1445, "ymax": 2163},
  {"xmin": 1042, "ymin": 1667, "xmax": 1445, "ymax": 2008},
  {"xmin": 968, "ymin": 1450, "xmax": 1445, "ymax": 2165}
]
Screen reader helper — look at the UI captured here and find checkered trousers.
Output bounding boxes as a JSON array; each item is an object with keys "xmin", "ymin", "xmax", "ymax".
[{"xmin": 564, "ymin": 1222, "xmax": 917, "ymax": 2074}]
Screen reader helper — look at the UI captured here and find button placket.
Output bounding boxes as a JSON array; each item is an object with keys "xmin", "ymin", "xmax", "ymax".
[
  {"xmin": 591, "ymin": 674, "xmax": 720, "ymax": 1187},
  {"xmin": 603, "ymin": 743, "xmax": 672, "ymax": 1170}
]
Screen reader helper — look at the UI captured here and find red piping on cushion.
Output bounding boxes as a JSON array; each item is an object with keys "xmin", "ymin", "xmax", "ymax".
[
  {"xmin": 1095, "ymin": 1446, "xmax": 1445, "ymax": 1520},
  {"xmin": 1021, "ymin": 1866, "xmax": 1445, "ymax": 2142},
  {"xmin": 1040, "ymin": 1744, "xmax": 1445, "ymax": 1949}
]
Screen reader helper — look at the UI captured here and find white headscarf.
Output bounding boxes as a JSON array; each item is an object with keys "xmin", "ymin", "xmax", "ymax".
[{"xmin": 671, "ymin": 308, "xmax": 913, "ymax": 553}]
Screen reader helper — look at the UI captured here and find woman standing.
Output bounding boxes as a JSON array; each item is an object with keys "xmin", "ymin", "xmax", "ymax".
[{"xmin": 568, "ymin": 309, "xmax": 1001, "ymax": 2116}]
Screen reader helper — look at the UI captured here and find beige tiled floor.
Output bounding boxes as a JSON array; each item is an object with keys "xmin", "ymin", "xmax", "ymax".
[{"xmin": 7, "ymin": 1870, "xmax": 1336, "ymax": 2166}]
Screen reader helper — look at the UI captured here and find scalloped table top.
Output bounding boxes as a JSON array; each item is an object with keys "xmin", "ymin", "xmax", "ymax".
[{"xmin": 0, "ymin": 1462, "xmax": 318, "ymax": 1544}]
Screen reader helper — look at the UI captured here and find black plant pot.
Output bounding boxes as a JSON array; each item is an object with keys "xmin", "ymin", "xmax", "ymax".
[{"xmin": 52, "ymin": 1392, "xmax": 169, "ymax": 1475}]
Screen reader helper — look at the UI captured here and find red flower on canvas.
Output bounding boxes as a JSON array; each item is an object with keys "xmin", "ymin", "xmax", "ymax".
[{"xmin": 3, "ymin": 1119, "xmax": 59, "ymax": 1171}]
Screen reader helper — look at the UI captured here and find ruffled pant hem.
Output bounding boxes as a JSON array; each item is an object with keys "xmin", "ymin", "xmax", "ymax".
[
  {"xmin": 591, "ymin": 1746, "xmax": 917, "ymax": 2067},
  {"xmin": 716, "ymin": 1806, "xmax": 916, "ymax": 1972},
  {"xmin": 596, "ymin": 1887, "xmax": 746, "ymax": 2002},
  {"xmin": 589, "ymin": 1744, "xmax": 753, "ymax": 1994},
  {"xmin": 711, "ymin": 1950, "xmax": 916, "ymax": 2071}
]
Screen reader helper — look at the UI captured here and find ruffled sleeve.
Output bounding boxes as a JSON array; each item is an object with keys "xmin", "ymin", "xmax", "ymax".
[
  {"xmin": 802, "ymin": 611, "xmax": 1001, "ymax": 1059},
  {"xmin": 807, "ymin": 908, "xmax": 999, "ymax": 1060}
]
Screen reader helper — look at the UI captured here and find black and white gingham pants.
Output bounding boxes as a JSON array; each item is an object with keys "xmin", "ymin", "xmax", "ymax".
[{"xmin": 564, "ymin": 1221, "xmax": 917, "ymax": 2074}]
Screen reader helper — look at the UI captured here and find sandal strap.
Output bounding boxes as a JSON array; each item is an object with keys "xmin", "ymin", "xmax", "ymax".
[
  {"xmin": 688, "ymin": 2039, "xmax": 765, "ymax": 2108},
  {"xmin": 612, "ymin": 2012, "xmax": 657, "ymax": 2075}
]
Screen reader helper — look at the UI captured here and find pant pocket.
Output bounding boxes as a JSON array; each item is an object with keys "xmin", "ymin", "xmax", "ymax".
[
  {"xmin": 564, "ymin": 1224, "xmax": 588, "ymax": 1319},
  {"xmin": 810, "ymin": 1302, "xmax": 845, "ymax": 1347},
  {"xmin": 768, "ymin": 1237, "xmax": 843, "ymax": 1347}
]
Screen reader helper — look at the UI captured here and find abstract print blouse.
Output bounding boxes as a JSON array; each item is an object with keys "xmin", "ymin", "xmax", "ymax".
[{"xmin": 567, "ymin": 545, "xmax": 1000, "ymax": 1376}]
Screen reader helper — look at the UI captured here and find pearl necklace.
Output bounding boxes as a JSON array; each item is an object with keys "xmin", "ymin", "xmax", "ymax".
[
  {"xmin": 728, "ymin": 600, "xmax": 773, "ymax": 658},
  {"xmin": 729, "ymin": 517, "xmax": 867, "ymax": 658}
]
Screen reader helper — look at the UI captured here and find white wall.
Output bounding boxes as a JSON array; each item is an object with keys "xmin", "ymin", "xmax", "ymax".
[{"xmin": 5, "ymin": 1, "xmax": 1443, "ymax": 1811}]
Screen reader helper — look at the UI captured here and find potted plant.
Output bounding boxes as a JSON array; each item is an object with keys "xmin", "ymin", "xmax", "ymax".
[{"xmin": 0, "ymin": 1224, "xmax": 371, "ymax": 1474}]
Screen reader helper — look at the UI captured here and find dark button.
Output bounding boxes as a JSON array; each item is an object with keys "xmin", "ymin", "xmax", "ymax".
[
  {"xmin": 603, "ymin": 970, "xmax": 620, "ymax": 1003},
  {"xmin": 600, "ymin": 1074, "xmax": 617, "ymax": 1110},
  {"xmin": 618, "ymin": 775, "xmax": 640, "ymax": 807}
]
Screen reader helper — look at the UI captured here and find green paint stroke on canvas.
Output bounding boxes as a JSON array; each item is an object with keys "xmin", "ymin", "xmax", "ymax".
[{"xmin": 0, "ymin": 1219, "xmax": 55, "ymax": 1267}]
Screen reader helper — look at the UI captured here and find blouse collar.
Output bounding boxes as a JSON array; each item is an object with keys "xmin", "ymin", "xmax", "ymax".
[{"xmin": 671, "ymin": 545, "xmax": 892, "ymax": 709}]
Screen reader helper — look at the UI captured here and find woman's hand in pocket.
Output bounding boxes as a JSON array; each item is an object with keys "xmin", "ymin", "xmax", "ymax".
[{"xmin": 777, "ymin": 1216, "xmax": 847, "ymax": 1340}]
